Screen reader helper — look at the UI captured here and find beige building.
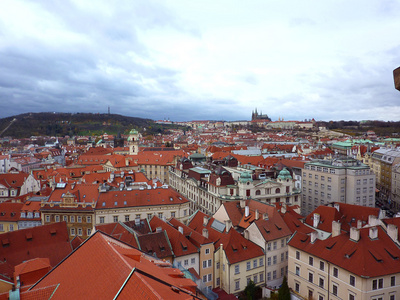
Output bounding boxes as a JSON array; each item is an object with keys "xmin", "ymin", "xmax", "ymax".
[
  {"xmin": 288, "ymin": 225, "xmax": 400, "ymax": 300},
  {"xmin": 371, "ymin": 148, "xmax": 400, "ymax": 208},
  {"xmin": 95, "ymin": 187, "xmax": 190, "ymax": 225},
  {"xmin": 302, "ymin": 158, "xmax": 375, "ymax": 216}
]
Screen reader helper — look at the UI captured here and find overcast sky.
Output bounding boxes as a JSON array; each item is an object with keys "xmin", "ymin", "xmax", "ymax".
[{"xmin": 1, "ymin": 0, "xmax": 399, "ymax": 122}]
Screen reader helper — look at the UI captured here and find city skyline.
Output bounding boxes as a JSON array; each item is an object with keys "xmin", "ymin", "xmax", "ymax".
[{"xmin": 1, "ymin": 1, "xmax": 399, "ymax": 122}]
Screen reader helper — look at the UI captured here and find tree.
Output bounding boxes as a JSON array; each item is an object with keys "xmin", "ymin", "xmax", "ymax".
[
  {"xmin": 278, "ymin": 276, "xmax": 290, "ymax": 300},
  {"xmin": 239, "ymin": 280, "xmax": 261, "ymax": 300}
]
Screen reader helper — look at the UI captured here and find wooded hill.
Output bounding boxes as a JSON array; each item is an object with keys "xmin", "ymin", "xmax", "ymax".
[{"xmin": 0, "ymin": 112, "xmax": 184, "ymax": 138}]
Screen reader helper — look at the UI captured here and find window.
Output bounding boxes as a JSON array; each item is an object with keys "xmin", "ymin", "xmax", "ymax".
[
  {"xmin": 77, "ymin": 216, "xmax": 82, "ymax": 223},
  {"xmin": 373, "ymin": 278, "xmax": 383, "ymax": 290},
  {"xmin": 296, "ymin": 251, "xmax": 300, "ymax": 260},
  {"xmin": 267, "ymin": 272, "xmax": 271, "ymax": 281},
  {"xmin": 9, "ymin": 224, "xmax": 14, "ymax": 231},
  {"xmin": 70, "ymin": 216, "xmax": 75, "ymax": 223},
  {"xmin": 45, "ymin": 215, "xmax": 50, "ymax": 222},
  {"xmin": 247, "ymin": 262, "xmax": 251, "ymax": 270},
  {"xmin": 208, "ymin": 274, "xmax": 212, "ymax": 282},
  {"xmin": 349, "ymin": 295, "xmax": 355, "ymax": 300},
  {"xmin": 295, "ymin": 282, "xmax": 300, "ymax": 292},
  {"xmin": 99, "ymin": 217, "xmax": 105, "ymax": 224},
  {"xmin": 184, "ymin": 259, "xmax": 189, "ymax": 266},
  {"xmin": 390, "ymin": 295, "xmax": 395, "ymax": 300},
  {"xmin": 235, "ymin": 280, "xmax": 240, "ymax": 291},
  {"xmin": 273, "ymin": 270, "xmax": 276, "ymax": 279},
  {"xmin": 203, "ymin": 275, "xmax": 207, "ymax": 283},
  {"xmin": 273, "ymin": 241, "xmax": 277, "ymax": 250},
  {"xmin": 281, "ymin": 253, "xmax": 285, "ymax": 262},
  {"xmin": 78, "ymin": 228, "xmax": 82, "ymax": 236},
  {"xmin": 391, "ymin": 276, "xmax": 395, "ymax": 286},
  {"xmin": 208, "ymin": 259, "xmax": 212, "ymax": 267},
  {"xmin": 216, "ymin": 262, "xmax": 220, "ymax": 269},
  {"xmin": 158, "ymin": 212, "xmax": 163, "ymax": 219},
  {"xmin": 0, "ymin": 224, "xmax": 3, "ymax": 232},
  {"xmin": 205, "ymin": 248, "xmax": 210, "ymax": 255},
  {"xmin": 113, "ymin": 216, "xmax": 118, "ymax": 222},
  {"xmin": 55, "ymin": 215, "xmax": 60, "ymax": 222},
  {"xmin": 216, "ymin": 277, "xmax": 220, "ymax": 286},
  {"xmin": 86, "ymin": 216, "xmax": 91, "ymax": 223},
  {"xmin": 267, "ymin": 243, "xmax": 271, "ymax": 251},
  {"xmin": 296, "ymin": 266, "xmax": 300, "ymax": 276},
  {"xmin": 191, "ymin": 258, "xmax": 195, "ymax": 265},
  {"xmin": 235, "ymin": 265, "xmax": 240, "ymax": 274},
  {"xmin": 125, "ymin": 215, "xmax": 130, "ymax": 222},
  {"xmin": 267, "ymin": 257, "xmax": 271, "ymax": 266},
  {"xmin": 71, "ymin": 228, "xmax": 76, "ymax": 236},
  {"xmin": 260, "ymin": 272, "xmax": 264, "ymax": 282},
  {"xmin": 203, "ymin": 261, "xmax": 207, "ymax": 268},
  {"xmin": 350, "ymin": 275, "xmax": 355, "ymax": 286},
  {"xmin": 259, "ymin": 258, "xmax": 263, "ymax": 266},
  {"xmin": 253, "ymin": 259, "xmax": 257, "ymax": 268},
  {"xmin": 320, "ymin": 261, "xmax": 324, "ymax": 271},
  {"xmin": 171, "ymin": 211, "xmax": 176, "ymax": 218},
  {"xmin": 308, "ymin": 272, "xmax": 313, "ymax": 283},
  {"xmin": 281, "ymin": 239, "xmax": 285, "ymax": 247},
  {"xmin": 333, "ymin": 267, "xmax": 338, "ymax": 277},
  {"xmin": 332, "ymin": 284, "xmax": 338, "ymax": 296},
  {"xmin": 273, "ymin": 255, "xmax": 277, "ymax": 264},
  {"xmin": 87, "ymin": 228, "xmax": 91, "ymax": 236},
  {"xmin": 309, "ymin": 256, "xmax": 313, "ymax": 266}
]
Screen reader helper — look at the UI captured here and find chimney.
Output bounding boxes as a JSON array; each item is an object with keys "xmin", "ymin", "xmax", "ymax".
[
  {"xmin": 368, "ymin": 215, "xmax": 378, "ymax": 226},
  {"xmin": 255, "ymin": 209, "xmax": 259, "ymax": 220},
  {"xmin": 350, "ymin": 227, "xmax": 360, "ymax": 242},
  {"xmin": 313, "ymin": 213, "xmax": 320, "ymax": 228},
  {"xmin": 334, "ymin": 203, "xmax": 340, "ymax": 211},
  {"xmin": 263, "ymin": 213, "xmax": 269, "ymax": 220},
  {"xmin": 225, "ymin": 219, "xmax": 232, "ymax": 232},
  {"xmin": 357, "ymin": 220, "xmax": 362, "ymax": 229},
  {"xmin": 332, "ymin": 221, "xmax": 341, "ymax": 237},
  {"xmin": 203, "ymin": 216, "xmax": 208, "ymax": 226},
  {"xmin": 244, "ymin": 229, "xmax": 249, "ymax": 240},
  {"xmin": 281, "ymin": 203, "xmax": 287, "ymax": 214},
  {"xmin": 240, "ymin": 200, "xmax": 246, "ymax": 208},
  {"xmin": 202, "ymin": 228, "xmax": 209, "ymax": 239},
  {"xmin": 178, "ymin": 226, "xmax": 183, "ymax": 235},
  {"xmin": 311, "ymin": 231, "xmax": 318, "ymax": 243},
  {"xmin": 245, "ymin": 206, "xmax": 249, "ymax": 217},
  {"xmin": 369, "ymin": 226, "xmax": 378, "ymax": 239},
  {"xmin": 156, "ymin": 227, "xmax": 162, "ymax": 233},
  {"xmin": 387, "ymin": 224, "xmax": 398, "ymax": 242}
]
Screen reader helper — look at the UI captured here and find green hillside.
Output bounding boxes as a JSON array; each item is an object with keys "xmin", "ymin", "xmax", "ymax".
[{"xmin": 0, "ymin": 112, "xmax": 181, "ymax": 138}]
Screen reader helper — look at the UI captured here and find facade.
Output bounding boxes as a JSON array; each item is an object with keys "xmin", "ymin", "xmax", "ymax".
[
  {"xmin": 288, "ymin": 225, "xmax": 400, "ymax": 300},
  {"xmin": 0, "ymin": 171, "xmax": 40, "ymax": 202},
  {"xmin": 169, "ymin": 157, "xmax": 300, "ymax": 216},
  {"xmin": 371, "ymin": 148, "xmax": 400, "ymax": 208},
  {"xmin": 0, "ymin": 202, "xmax": 23, "ymax": 233},
  {"xmin": 301, "ymin": 158, "xmax": 375, "ymax": 216},
  {"xmin": 40, "ymin": 183, "xmax": 98, "ymax": 240},
  {"xmin": 95, "ymin": 187, "xmax": 190, "ymax": 225}
]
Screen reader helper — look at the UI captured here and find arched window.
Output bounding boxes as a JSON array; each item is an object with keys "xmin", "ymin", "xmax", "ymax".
[
  {"xmin": 255, "ymin": 190, "xmax": 261, "ymax": 196},
  {"xmin": 275, "ymin": 188, "xmax": 280, "ymax": 194}
]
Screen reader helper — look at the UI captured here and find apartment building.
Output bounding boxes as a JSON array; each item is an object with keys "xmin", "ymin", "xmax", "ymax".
[
  {"xmin": 301, "ymin": 158, "xmax": 375, "ymax": 216},
  {"xmin": 370, "ymin": 148, "xmax": 400, "ymax": 208},
  {"xmin": 288, "ymin": 225, "xmax": 400, "ymax": 300},
  {"xmin": 169, "ymin": 157, "xmax": 300, "ymax": 216}
]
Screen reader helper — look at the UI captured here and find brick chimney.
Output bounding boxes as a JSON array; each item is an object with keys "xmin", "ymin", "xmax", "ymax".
[
  {"xmin": 369, "ymin": 226, "xmax": 378, "ymax": 239},
  {"xmin": 311, "ymin": 231, "xmax": 318, "ymax": 243},
  {"xmin": 281, "ymin": 203, "xmax": 287, "ymax": 214},
  {"xmin": 313, "ymin": 213, "xmax": 320, "ymax": 228},
  {"xmin": 202, "ymin": 228, "xmax": 209, "ymax": 239},
  {"xmin": 350, "ymin": 227, "xmax": 360, "ymax": 242},
  {"xmin": 332, "ymin": 221, "xmax": 341, "ymax": 237},
  {"xmin": 225, "ymin": 219, "xmax": 232, "ymax": 232},
  {"xmin": 387, "ymin": 224, "xmax": 398, "ymax": 242},
  {"xmin": 368, "ymin": 215, "xmax": 378, "ymax": 226}
]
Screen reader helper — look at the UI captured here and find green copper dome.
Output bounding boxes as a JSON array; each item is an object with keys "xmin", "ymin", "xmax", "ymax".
[
  {"xmin": 277, "ymin": 168, "xmax": 292, "ymax": 180},
  {"xmin": 239, "ymin": 171, "xmax": 253, "ymax": 183}
]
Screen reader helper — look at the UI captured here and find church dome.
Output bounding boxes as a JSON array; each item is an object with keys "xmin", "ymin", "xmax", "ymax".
[{"xmin": 278, "ymin": 168, "xmax": 292, "ymax": 180}]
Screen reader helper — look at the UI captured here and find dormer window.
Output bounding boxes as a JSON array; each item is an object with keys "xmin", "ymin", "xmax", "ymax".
[{"xmin": 20, "ymin": 212, "xmax": 26, "ymax": 218}]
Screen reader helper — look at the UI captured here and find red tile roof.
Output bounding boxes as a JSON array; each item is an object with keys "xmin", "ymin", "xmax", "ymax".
[
  {"xmin": 29, "ymin": 231, "xmax": 199, "ymax": 299},
  {"xmin": 96, "ymin": 187, "xmax": 189, "ymax": 209},
  {"xmin": 0, "ymin": 222, "xmax": 72, "ymax": 279},
  {"xmin": 289, "ymin": 226, "xmax": 400, "ymax": 277}
]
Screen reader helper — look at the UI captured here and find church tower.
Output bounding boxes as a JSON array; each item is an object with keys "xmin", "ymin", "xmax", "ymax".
[{"xmin": 127, "ymin": 129, "xmax": 140, "ymax": 155}]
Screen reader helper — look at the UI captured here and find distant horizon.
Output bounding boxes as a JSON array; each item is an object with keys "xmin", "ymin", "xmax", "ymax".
[{"xmin": 0, "ymin": 111, "xmax": 396, "ymax": 123}]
